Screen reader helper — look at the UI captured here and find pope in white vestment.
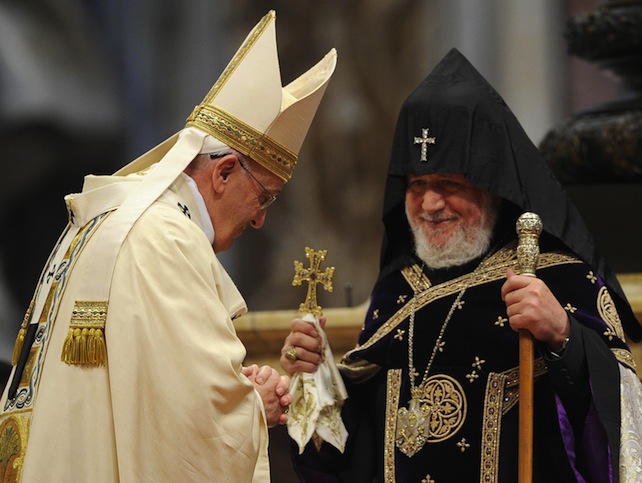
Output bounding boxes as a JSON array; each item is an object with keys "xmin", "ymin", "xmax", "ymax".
[{"xmin": 0, "ymin": 11, "xmax": 336, "ymax": 482}]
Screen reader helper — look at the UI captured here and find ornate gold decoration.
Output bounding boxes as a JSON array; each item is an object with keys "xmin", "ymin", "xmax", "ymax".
[
  {"xmin": 515, "ymin": 212, "xmax": 543, "ymax": 276},
  {"xmin": 187, "ymin": 104, "xmax": 296, "ymax": 182},
  {"xmin": 480, "ymin": 360, "xmax": 548, "ymax": 482},
  {"xmin": 396, "ymin": 374, "xmax": 467, "ymax": 457},
  {"xmin": 395, "ymin": 255, "xmax": 483, "ymax": 457},
  {"xmin": 0, "ymin": 414, "xmax": 30, "ymax": 483},
  {"xmin": 345, "ymin": 245, "xmax": 582, "ymax": 359},
  {"xmin": 457, "ymin": 437, "xmax": 470, "ymax": 453},
  {"xmin": 285, "ymin": 346, "xmax": 298, "ymax": 363},
  {"xmin": 586, "ymin": 271, "xmax": 597, "ymax": 284},
  {"xmin": 385, "ymin": 369, "xmax": 402, "ymax": 483},
  {"xmin": 401, "ymin": 264, "xmax": 431, "ymax": 293},
  {"xmin": 494, "ymin": 316, "xmax": 507, "ymax": 328},
  {"xmin": 500, "ymin": 359, "xmax": 548, "ymax": 415},
  {"xmin": 465, "ymin": 371, "xmax": 479, "ymax": 383},
  {"xmin": 597, "ymin": 286, "xmax": 625, "ymax": 342},
  {"xmin": 18, "ymin": 348, "xmax": 38, "ymax": 388},
  {"xmin": 292, "ymin": 247, "xmax": 335, "ymax": 316},
  {"xmin": 612, "ymin": 348, "xmax": 637, "ymax": 372},
  {"xmin": 61, "ymin": 300, "xmax": 108, "ymax": 366},
  {"xmin": 394, "ymin": 329, "xmax": 405, "ymax": 341},
  {"xmin": 481, "ymin": 372, "xmax": 506, "ymax": 482},
  {"xmin": 472, "ymin": 356, "xmax": 485, "ymax": 370},
  {"xmin": 564, "ymin": 303, "xmax": 577, "ymax": 313}
]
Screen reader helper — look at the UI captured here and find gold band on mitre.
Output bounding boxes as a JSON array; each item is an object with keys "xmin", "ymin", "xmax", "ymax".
[{"xmin": 186, "ymin": 104, "xmax": 296, "ymax": 182}]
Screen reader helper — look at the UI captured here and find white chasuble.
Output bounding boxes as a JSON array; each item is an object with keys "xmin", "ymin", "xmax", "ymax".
[{"xmin": 1, "ymin": 173, "xmax": 270, "ymax": 482}]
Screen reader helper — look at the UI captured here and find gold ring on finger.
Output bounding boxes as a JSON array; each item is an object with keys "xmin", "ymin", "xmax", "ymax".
[{"xmin": 285, "ymin": 346, "xmax": 298, "ymax": 363}]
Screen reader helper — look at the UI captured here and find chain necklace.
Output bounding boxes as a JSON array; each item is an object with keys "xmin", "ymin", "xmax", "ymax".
[
  {"xmin": 406, "ymin": 278, "xmax": 465, "ymax": 397},
  {"xmin": 396, "ymin": 254, "xmax": 490, "ymax": 457}
]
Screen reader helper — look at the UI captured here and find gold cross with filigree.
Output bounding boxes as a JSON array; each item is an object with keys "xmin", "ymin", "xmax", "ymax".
[{"xmin": 292, "ymin": 247, "xmax": 335, "ymax": 316}]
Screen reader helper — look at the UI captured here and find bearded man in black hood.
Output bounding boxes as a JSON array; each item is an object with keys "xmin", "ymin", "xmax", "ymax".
[{"xmin": 281, "ymin": 48, "xmax": 642, "ymax": 483}]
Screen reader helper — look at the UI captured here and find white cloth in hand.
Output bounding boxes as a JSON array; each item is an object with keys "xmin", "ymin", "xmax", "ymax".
[{"xmin": 287, "ymin": 313, "xmax": 349, "ymax": 454}]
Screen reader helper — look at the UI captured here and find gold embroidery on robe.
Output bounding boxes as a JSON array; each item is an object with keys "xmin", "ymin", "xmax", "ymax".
[
  {"xmin": 480, "ymin": 360, "xmax": 547, "ymax": 483},
  {"xmin": 0, "ymin": 413, "xmax": 30, "ymax": 483},
  {"xmin": 385, "ymin": 369, "xmax": 402, "ymax": 483},
  {"xmin": 612, "ymin": 348, "xmax": 637, "ymax": 372},
  {"xmin": 345, "ymin": 246, "xmax": 582, "ymax": 359},
  {"xmin": 597, "ymin": 286, "xmax": 626, "ymax": 342}
]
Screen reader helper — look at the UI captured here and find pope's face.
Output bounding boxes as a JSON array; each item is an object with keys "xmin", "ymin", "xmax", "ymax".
[
  {"xmin": 211, "ymin": 159, "xmax": 284, "ymax": 253},
  {"xmin": 405, "ymin": 173, "xmax": 487, "ymax": 250}
]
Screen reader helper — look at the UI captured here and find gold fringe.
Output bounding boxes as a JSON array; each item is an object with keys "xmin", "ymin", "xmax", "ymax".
[{"xmin": 61, "ymin": 300, "xmax": 108, "ymax": 367}]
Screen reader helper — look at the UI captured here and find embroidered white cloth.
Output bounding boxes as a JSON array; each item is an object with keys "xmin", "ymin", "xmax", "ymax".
[
  {"xmin": 619, "ymin": 365, "xmax": 642, "ymax": 482},
  {"xmin": 287, "ymin": 313, "xmax": 349, "ymax": 454}
]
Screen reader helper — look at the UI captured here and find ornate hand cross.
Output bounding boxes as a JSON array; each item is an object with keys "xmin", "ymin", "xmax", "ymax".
[
  {"xmin": 292, "ymin": 247, "xmax": 335, "ymax": 316},
  {"xmin": 413, "ymin": 128, "xmax": 436, "ymax": 162}
]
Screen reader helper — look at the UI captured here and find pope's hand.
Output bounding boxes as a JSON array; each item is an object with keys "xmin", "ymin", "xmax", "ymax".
[
  {"xmin": 501, "ymin": 269, "xmax": 570, "ymax": 351},
  {"xmin": 242, "ymin": 364, "xmax": 291, "ymax": 427},
  {"xmin": 280, "ymin": 316, "xmax": 326, "ymax": 376}
]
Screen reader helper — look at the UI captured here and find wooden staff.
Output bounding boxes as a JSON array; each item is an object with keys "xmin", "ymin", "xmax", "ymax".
[{"xmin": 515, "ymin": 212, "xmax": 543, "ymax": 483}]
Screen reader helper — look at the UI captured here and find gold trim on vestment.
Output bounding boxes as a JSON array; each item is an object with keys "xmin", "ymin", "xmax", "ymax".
[
  {"xmin": 480, "ymin": 359, "xmax": 548, "ymax": 483},
  {"xmin": 613, "ymin": 348, "xmax": 637, "ymax": 372},
  {"xmin": 401, "ymin": 264, "xmax": 431, "ymax": 293},
  {"xmin": 385, "ymin": 369, "xmax": 402, "ymax": 483},
  {"xmin": 345, "ymin": 246, "xmax": 582, "ymax": 358},
  {"xmin": 0, "ymin": 411, "xmax": 30, "ymax": 483},
  {"xmin": 597, "ymin": 286, "xmax": 626, "ymax": 342},
  {"xmin": 339, "ymin": 358, "xmax": 381, "ymax": 384}
]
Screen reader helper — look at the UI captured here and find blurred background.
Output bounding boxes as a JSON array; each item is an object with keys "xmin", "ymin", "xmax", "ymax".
[{"xmin": 1, "ymin": 0, "xmax": 641, "ymax": 480}]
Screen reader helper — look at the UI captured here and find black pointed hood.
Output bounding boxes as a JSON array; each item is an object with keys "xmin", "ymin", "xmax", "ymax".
[{"xmin": 380, "ymin": 48, "xmax": 641, "ymax": 340}]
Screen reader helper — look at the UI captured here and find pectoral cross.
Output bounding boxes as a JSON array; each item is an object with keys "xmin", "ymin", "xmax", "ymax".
[
  {"xmin": 414, "ymin": 128, "xmax": 436, "ymax": 162},
  {"xmin": 292, "ymin": 247, "xmax": 335, "ymax": 316}
]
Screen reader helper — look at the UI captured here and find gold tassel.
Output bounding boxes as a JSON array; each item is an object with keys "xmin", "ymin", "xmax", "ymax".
[
  {"xmin": 61, "ymin": 301, "xmax": 108, "ymax": 367},
  {"xmin": 11, "ymin": 327, "xmax": 26, "ymax": 366},
  {"xmin": 11, "ymin": 300, "xmax": 34, "ymax": 366}
]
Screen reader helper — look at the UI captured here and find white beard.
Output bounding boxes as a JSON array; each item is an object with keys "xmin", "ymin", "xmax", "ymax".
[{"xmin": 407, "ymin": 195, "xmax": 498, "ymax": 269}]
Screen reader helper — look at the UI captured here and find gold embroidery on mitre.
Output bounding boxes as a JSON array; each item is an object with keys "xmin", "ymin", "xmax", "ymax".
[
  {"xmin": 61, "ymin": 300, "xmax": 108, "ymax": 367},
  {"xmin": 184, "ymin": 12, "xmax": 297, "ymax": 182},
  {"xmin": 0, "ymin": 414, "xmax": 30, "ymax": 483},
  {"xmin": 187, "ymin": 105, "xmax": 296, "ymax": 182},
  {"xmin": 597, "ymin": 286, "xmax": 625, "ymax": 342}
]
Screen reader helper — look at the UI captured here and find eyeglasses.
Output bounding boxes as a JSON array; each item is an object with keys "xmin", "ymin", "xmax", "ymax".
[{"xmin": 238, "ymin": 161, "xmax": 278, "ymax": 210}]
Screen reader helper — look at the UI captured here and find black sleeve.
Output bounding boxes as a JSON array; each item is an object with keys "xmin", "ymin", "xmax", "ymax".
[
  {"xmin": 538, "ymin": 316, "xmax": 590, "ymax": 432},
  {"xmin": 538, "ymin": 314, "xmax": 621, "ymax": 474}
]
